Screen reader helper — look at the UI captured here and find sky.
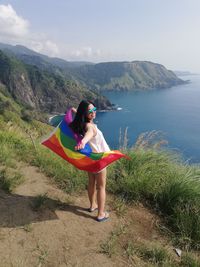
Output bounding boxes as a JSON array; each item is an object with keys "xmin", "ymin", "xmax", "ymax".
[{"xmin": 0, "ymin": 0, "xmax": 200, "ymax": 72}]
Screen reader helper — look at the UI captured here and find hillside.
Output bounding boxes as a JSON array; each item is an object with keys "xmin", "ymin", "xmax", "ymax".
[
  {"xmin": 0, "ymin": 43, "xmax": 187, "ymax": 95},
  {"xmin": 0, "ymin": 49, "xmax": 112, "ymax": 114},
  {"xmin": 0, "ymin": 43, "xmax": 94, "ymax": 70},
  {"xmin": 1, "ymin": 103, "xmax": 200, "ymax": 266},
  {"xmin": 2, "ymin": 163, "xmax": 194, "ymax": 267},
  {"xmin": 73, "ymin": 61, "xmax": 187, "ymax": 91},
  {"xmin": 0, "ymin": 164, "xmax": 182, "ymax": 267}
]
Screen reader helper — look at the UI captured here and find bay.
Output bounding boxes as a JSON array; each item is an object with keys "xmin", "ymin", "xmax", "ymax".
[{"xmin": 95, "ymin": 75, "xmax": 200, "ymax": 164}]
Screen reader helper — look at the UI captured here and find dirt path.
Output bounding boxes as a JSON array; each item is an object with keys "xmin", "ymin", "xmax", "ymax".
[{"xmin": 0, "ymin": 165, "xmax": 126, "ymax": 267}]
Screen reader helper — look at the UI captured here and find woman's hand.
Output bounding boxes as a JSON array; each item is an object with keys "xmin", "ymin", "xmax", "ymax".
[
  {"xmin": 75, "ymin": 140, "xmax": 86, "ymax": 150},
  {"xmin": 71, "ymin": 107, "xmax": 77, "ymax": 113}
]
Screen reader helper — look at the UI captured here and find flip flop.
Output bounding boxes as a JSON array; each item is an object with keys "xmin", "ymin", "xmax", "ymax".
[
  {"xmin": 96, "ymin": 212, "xmax": 109, "ymax": 222},
  {"xmin": 87, "ymin": 207, "xmax": 98, "ymax": 212}
]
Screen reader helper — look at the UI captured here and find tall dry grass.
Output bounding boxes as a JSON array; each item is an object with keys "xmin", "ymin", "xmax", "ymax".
[{"xmin": 108, "ymin": 130, "xmax": 200, "ymax": 249}]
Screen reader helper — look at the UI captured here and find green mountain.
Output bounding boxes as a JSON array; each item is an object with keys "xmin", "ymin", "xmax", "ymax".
[
  {"xmin": 0, "ymin": 43, "xmax": 187, "ymax": 117},
  {"xmin": 0, "ymin": 43, "xmax": 186, "ymax": 93},
  {"xmin": 0, "ymin": 50, "xmax": 111, "ymax": 114},
  {"xmin": 0, "ymin": 43, "xmax": 93, "ymax": 70},
  {"xmin": 73, "ymin": 61, "xmax": 187, "ymax": 91}
]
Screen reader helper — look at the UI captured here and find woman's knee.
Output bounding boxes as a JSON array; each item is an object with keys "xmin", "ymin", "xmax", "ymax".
[
  {"xmin": 96, "ymin": 183, "xmax": 105, "ymax": 191},
  {"xmin": 96, "ymin": 176, "xmax": 106, "ymax": 190}
]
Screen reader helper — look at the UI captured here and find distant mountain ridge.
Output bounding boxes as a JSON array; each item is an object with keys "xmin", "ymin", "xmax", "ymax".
[
  {"xmin": 0, "ymin": 43, "xmax": 187, "ymax": 114},
  {"xmin": 0, "ymin": 49, "xmax": 111, "ymax": 113},
  {"xmin": 174, "ymin": 70, "xmax": 198, "ymax": 76},
  {"xmin": 72, "ymin": 61, "xmax": 186, "ymax": 91},
  {"xmin": 0, "ymin": 43, "xmax": 186, "ymax": 89},
  {"xmin": 0, "ymin": 43, "xmax": 94, "ymax": 70}
]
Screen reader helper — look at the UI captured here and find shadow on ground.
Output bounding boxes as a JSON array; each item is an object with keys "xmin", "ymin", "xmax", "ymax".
[{"xmin": 0, "ymin": 189, "xmax": 94, "ymax": 228}]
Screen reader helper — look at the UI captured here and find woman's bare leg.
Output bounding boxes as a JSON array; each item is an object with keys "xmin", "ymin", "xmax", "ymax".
[
  {"xmin": 87, "ymin": 172, "xmax": 97, "ymax": 210},
  {"xmin": 96, "ymin": 168, "xmax": 108, "ymax": 218}
]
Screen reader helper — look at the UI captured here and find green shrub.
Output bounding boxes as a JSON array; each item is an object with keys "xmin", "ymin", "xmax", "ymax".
[
  {"xmin": 21, "ymin": 108, "xmax": 33, "ymax": 122},
  {"xmin": 138, "ymin": 245, "xmax": 169, "ymax": 264},
  {"xmin": 0, "ymin": 168, "xmax": 24, "ymax": 193},
  {"xmin": 181, "ymin": 253, "xmax": 200, "ymax": 267},
  {"xmin": 0, "ymin": 100, "xmax": 10, "ymax": 114}
]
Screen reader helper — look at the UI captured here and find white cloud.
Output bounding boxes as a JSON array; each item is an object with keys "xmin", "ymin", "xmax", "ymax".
[
  {"xmin": 0, "ymin": 4, "xmax": 102, "ymax": 61},
  {"xmin": 0, "ymin": 4, "xmax": 29, "ymax": 37},
  {"xmin": 27, "ymin": 37, "xmax": 60, "ymax": 57},
  {"xmin": 0, "ymin": 4, "xmax": 59, "ymax": 57},
  {"xmin": 70, "ymin": 46, "xmax": 101, "ymax": 59}
]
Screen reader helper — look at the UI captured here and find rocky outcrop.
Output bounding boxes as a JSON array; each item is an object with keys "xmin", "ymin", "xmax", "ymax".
[{"xmin": 0, "ymin": 50, "xmax": 112, "ymax": 113}]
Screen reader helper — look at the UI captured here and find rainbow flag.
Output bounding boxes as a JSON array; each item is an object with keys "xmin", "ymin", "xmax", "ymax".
[{"xmin": 42, "ymin": 109, "xmax": 128, "ymax": 173}]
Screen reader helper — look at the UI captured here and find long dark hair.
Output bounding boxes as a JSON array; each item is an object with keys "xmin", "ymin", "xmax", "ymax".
[{"xmin": 69, "ymin": 100, "xmax": 93, "ymax": 135}]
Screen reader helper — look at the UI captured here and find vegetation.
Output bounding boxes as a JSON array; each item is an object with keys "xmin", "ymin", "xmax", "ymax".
[
  {"xmin": 0, "ymin": 44, "xmax": 187, "ymax": 114},
  {"xmin": 1, "ymin": 105, "xmax": 200, "ymax": 251},
  {"xmin": 0, "ymin": 168, "xmax": 24, "ymax": 193},
  {"xmin": 130, "ymin": 242, "xmax": 170, "ymax": 265},
  {"xmin": 100, "ymin": 221, "xmax": 200, "ymax": 266},
  {"xmin": 73, "ymin": 61, "xmax": 186, "ymax": 91},
  {"xmin": 0, "ymin": 91, "xmax": 200, "ymax": 265},
  {"xmin": 107, "ymin": 133, "xmax": 200, "ymax": 250},
  {"xmin": 0, "ymin": 49, "xmax": 112, "ymax": 113},
  {"xmin": 181, "ymin": 253, "xmax": 200, "ymax": 267}
]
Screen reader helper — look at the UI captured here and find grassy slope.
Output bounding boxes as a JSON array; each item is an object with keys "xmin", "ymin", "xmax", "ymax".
[{"xmin": 0, "ymin": 95, "xmax": 200, "ymax": 265}]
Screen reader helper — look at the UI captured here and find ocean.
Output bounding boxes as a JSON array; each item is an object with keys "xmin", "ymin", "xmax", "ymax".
[{"xmin": 95, "ymin": 75, "xmax": 200, "ymax": 164}]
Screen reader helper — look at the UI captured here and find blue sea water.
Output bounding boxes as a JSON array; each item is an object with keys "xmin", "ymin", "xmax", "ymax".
[{"xmin": 95, "ymin": 75, "xmax": 200, "ymax": 164}]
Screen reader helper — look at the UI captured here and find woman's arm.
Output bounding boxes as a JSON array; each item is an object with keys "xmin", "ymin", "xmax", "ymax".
[{"xmin": 75, "ymin": 124, "xmax": 95, "ymax": 150}]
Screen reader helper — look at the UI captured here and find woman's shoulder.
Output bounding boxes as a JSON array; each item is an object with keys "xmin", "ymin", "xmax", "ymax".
[
  {"xmin": 86, "ymin": 122, "xmax": 96, "ymax": 128},
  {"xmin": 86, "ymin": 122, "xmax": 97, "ymax": 135}
]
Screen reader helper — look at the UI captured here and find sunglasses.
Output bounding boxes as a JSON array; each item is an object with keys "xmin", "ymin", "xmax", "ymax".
[{"xmin": 88, "ymin": 107, "xmax": 97, "ymax": 114}]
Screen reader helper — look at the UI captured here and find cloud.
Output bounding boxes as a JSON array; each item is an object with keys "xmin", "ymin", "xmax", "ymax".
[
  {"xmin": 0, "ymin": 4, "xmax": 101, "ymax": 61},
  {"xmin": 27, "ymin": 36, "xmax": 60, "ymax": 57},
  {"xmin": 70, "ymin": 46, "xmax": 101, "ymax": 59},
  {"xmin": 0, "ymin": 4, "xmax": 29, "ymax": 37},
  {"xmin": 0, "ymin": 4, "xmax": 59, "ymax": 57}
]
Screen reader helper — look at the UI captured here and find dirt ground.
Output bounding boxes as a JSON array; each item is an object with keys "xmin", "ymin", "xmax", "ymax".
[{"xmin": 0, "ymin": 165, "xmax": 169, "ymax": 267}]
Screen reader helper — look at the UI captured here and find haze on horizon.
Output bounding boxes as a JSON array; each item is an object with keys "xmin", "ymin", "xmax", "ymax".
[{"xmin": 0, "ymin": 0, "xmax": 200, "ymax": 72}]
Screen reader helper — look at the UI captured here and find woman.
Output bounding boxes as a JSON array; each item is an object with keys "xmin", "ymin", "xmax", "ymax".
[{"xmin": 70, "ymin": 100, "xmax": 109, "ymax": 222}]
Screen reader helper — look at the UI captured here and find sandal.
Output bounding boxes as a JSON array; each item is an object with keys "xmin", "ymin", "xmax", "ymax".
[
  {"xmin": 87, "ymin": 207, "xmax": 98, "ymax": 212},
  {"xmin": 96, "ymin": 212, "xmax": 109, "ymax": 222}
]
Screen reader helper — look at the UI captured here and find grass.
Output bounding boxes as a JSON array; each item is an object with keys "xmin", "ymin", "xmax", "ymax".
[
  {"xmin": 1, "ymin": 109, "xmax": 200, "ymax": 251},
  {"xmin": 107, "ymin": 147, "xmax": 200, "ymax": 250},
  {"xmin": 102, "ymin": 223, "xmax": 179, "ymax": 267},
  {"xmin": 23, "ymin": 224, "xmax": 33, "ymax": 232},
  {"xmin": 137, "ymin": 244, "xmax": 169, "ymax": 265},
  {"xmin": 33, "ymin": 148, "xmax": 87, "ymax": 193},
  {"xmin": 181, "ymin": 253, "xmax": 200, "ymax": 267},
  {"xmin": 34, "ymin": 244, "xmax": 49, "ymax": 267},
  {"xmin": 0, "ymin": 143, "xmax": 17, "ymax": 168},
  {"xmin": 0, "ymin": 168, "xmax": 24, "ymax": 193},
  {"xmin": 32, "ymin": 193, "xmax": 49, "ymax": 211},
  {"xmin": 128, "ymin": 242, "xmax": 175, "ymax": 266},
  {"xmin": 100, "ymin": 235, "xmax": 117, "ymax": 258},
  {"xmin": 101, "ymin": 219, "xmax": 200, "ymax": 267},
  {"xmin": 108, "ymin": 196, "xmax": 128, "ymax": 217},
  {"xmin": 0, "ymin": 129, "xmax": 87, "ymax": 194},
  {"xmin": 100, "ymin": 223, "xmax": 127, "ymax": 258}
]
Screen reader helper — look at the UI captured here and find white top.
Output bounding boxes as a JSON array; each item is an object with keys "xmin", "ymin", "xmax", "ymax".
[{"xmin": 89, "ymin": 124, "xmax": 110, "ymax": 153}]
